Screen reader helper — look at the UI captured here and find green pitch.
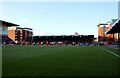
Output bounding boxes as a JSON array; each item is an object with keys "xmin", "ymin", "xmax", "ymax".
[{"xmin": 2, "ymin": 45, "xmax": 120, "ymax": 77}]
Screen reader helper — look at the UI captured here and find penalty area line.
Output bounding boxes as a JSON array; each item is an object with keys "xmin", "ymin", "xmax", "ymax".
[{"xmin": 100, "ymin": 47, "xmax": 120, "ymax": 58}]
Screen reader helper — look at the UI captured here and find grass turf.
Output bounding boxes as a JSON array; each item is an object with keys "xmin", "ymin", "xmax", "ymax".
[{"xmin": 2, "ymin": 45, "xmax": 120, "ymax": 77}]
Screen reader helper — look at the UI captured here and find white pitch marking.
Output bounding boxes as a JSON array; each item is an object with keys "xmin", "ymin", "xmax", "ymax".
[{"xmin": 100, "ymin": 47, "xmax": 120, "ymax": 58}]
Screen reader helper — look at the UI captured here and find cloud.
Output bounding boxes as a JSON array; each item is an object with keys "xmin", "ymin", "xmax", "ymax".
[{"xmin": 22, "ymin": 19, "xmax": 28, "ymax": 23}]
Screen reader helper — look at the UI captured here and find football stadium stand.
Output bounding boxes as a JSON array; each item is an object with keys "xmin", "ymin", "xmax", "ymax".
[
  {"xmin": 0, "ymin": 20, "xmax": 33, "ymax": 45},
  {"xmin": 105, "ymin": 2, "xmax": 120, "ymax": 48},
  {"xmin": 0, "ymin": 20, "xmax": 19, "ymax": 44},
  {"xmin": 33, "ymin": 35, "xmax": 95, "ymax": 45}
]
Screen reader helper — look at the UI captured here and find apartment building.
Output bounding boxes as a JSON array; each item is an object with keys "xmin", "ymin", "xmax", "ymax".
[{"xmin": 8, "ymin": 27, "xmax": 33, "ymax": 43}]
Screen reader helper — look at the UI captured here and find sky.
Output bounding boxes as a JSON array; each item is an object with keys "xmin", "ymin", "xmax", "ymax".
[
  {"xmin": 1, "ymin": 2, "xmax": 119, "ymax": 37},
  {"xmin": 0, "ymin": 0, "xmax": 119, "ymax": 2}
]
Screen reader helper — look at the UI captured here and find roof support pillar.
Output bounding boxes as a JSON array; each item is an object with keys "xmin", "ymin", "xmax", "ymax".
[{"xmin": 113, "ymin": 33, "xmax": 114, "ymax": 42}]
